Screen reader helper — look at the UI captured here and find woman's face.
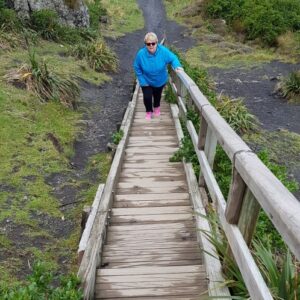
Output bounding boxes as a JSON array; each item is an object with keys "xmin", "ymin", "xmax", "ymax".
[{"xmin": 145, "ymin": 39, "xmax": 157, "ymax": 54}]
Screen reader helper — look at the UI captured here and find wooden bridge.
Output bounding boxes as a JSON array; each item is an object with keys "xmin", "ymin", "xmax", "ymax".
[{"xmin": 77, "ymin": 65, "xmax": 300, "ymax": 299}]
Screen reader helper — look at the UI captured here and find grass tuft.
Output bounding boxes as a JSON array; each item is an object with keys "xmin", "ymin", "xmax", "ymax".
[{"xmin": 5, "ymin": 50, "xmax": 80, "ymax": 109}]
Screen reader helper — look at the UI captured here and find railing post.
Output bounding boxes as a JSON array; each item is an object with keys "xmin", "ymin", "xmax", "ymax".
[
  {"xmin": 225, "ymin": 168, "xmax": 247, "ymax": 224},
  {"xmin": 237, "ymin": 188, "xmax": 260, "ymax": 245},
  {"xmin": 198, "ymin": 116, "xmax": 217, "ymax": 188}
]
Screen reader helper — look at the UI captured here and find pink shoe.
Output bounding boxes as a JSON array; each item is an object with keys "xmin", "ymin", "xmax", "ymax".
[
  {"xmin": 145, "ymin": 112, "xmax": 152, "ymax": 120},
  {"xmin": 154, "ymin": 106, "xmax": 160, "ymax": 116}
]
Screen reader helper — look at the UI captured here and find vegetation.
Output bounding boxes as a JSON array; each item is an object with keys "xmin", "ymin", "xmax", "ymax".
[
  {"xmin": 167, "ymin": 47, "xmax": 299, "ymax": 297},
  {"xmin": 69, "ymin": 39, "xmax": 118, "ymax": 73},
  {"xmin": 203, "ymin": 0, "xmax": 300, "ymax": 46},
  {"xmin": 0, "ymin": 0, "xmax": 144, "ymax": 290},
  {"xmin": 277, "ymin": 71, "xmax": 300, "ymax": 103},
  {"xmin": 5, "ymin": 51, "xmax": 80, "ymax": 109},
  {"xmin": 0, "ymin": 261, "xmax": 82, "ymax": 299},
  {"xmin": 112, "ymin": 129, "xmax": 124, "ymax": 145}
]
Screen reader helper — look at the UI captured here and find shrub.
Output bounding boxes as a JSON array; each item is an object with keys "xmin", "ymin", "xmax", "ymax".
[
  {"xmin": 30, "ymin": 9, "xmax": 61, "ymax": 41},
  {"xmin": 0, "ymin": 261, "xmax": 83, "ymax": 299},
  {"xmin": 215, "ymin": 95, "xmax": 257, "ymax": 133},
  {"xmin": 69, "ymin": 39, "xmax": 118, "ymax": 72},
  {"xmin": 112, "ymin": 129, "xmax": 124, "ymax": 145},
  {"xmin": 242, "ymin": 0, "xmax": 287, "ymax": 46},
  {"xmin": 88, "ymin": 0, "xmax": 108, "ymax": 30},
  {"xmin": 0, "ymin": 8, "xmax": 21, "ymax": 31},
  {"xmin": 278, "ymin": 71, "xmax": 300, "ymax": 103},
  {"xmin": 5, "ymin": 51, "xmax": 80, "ymax": 109}
]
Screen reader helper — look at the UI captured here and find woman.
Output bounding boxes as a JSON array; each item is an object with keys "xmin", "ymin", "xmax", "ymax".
[{"xmin": 133, "ymin": 32, "xmax": 183, "ymax": 120}]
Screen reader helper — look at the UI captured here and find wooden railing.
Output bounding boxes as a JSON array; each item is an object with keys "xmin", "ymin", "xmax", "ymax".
[
  {"xmin": 169, "ymin": 68, "xmax": 300, "ymax": 300},
  {"xmin": 77, "ymin": 83, "xmax": 139, "ymax": 299}
]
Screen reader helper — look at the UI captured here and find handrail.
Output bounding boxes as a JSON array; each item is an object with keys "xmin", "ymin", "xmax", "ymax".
[{"xmin": 169, "ymin": 68, "xmax": 300, "ymax": 299}]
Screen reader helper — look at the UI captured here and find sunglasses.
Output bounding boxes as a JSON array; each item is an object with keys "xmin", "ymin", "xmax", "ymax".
[{"xmin": 145, "ymin": 42, "xmax": 156, "ymax": 46}]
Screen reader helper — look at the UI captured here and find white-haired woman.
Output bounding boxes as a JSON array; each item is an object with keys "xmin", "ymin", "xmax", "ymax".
[{"xmin": 133, "ymin": 32, "xmax": 183, "ymax": 120}]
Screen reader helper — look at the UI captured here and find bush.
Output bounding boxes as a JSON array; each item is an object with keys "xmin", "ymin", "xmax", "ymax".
[
  {"xmin": 0, "ymin": 8, "xmax": 21, "ymax": 31},
  {"xmin": 203, "ymin": 0, "xmax": 300, "ymax": 46},
  {"xmin": 88, "ymin": 0, "xmax": 108, "ymax": 30},
  {"xmin": 279, "ymin": 71, "xmax": 300, "ymax": 103},
  {"xmin": 242, "ymin": 0, "xmax": 287, "ymax": 46},
  {"xmin": 5, "ymin": 51, "xmax": 80, "ymax": 109},
  {"xmin": 215, "ymin": 95, "xmax": 257, "ymax": 133},
  {"xmin": 69, "ymin": 39, "xmax": 118, "ymax": 72},
  {"xmin": 30, "ymin": 9, "xmax": 61, "ymax": 41},
  {"xmin": 0, "ymin": 261, "xmax": 83, "ymax": 299}
]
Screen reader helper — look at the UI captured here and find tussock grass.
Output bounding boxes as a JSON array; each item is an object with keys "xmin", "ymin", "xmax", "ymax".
[
  {"xmin": 5, "ymin": 51, "xmax": 79, "ymax": 109},
  {"xmin": 69, "ymin": 39, "xmax": 118, "ymax": 72}
]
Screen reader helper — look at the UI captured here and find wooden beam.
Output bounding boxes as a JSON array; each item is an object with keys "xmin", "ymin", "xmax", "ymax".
[{"xmin": 225, "ymin": 168, "xmax": 246, "ymax": 224}]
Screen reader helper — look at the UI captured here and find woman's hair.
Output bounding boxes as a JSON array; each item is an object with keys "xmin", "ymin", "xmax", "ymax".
[{"xmin": 144, "ymin": 32, "xmax": 158, "ymax": 43}]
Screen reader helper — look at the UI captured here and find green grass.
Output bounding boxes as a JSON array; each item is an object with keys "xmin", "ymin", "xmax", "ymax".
[{"xmin": 101, "ymin": 0, "xmax": 144, "ymax": 37}]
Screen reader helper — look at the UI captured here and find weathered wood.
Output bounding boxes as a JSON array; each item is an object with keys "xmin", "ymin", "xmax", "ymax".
[
  {"xmin": 237, "ymin": 187, "xmax": 260, "ymax": 245},
  {"xmin": 114, "ymin": 192, "xmax": 189, "ymax": 201},
  {"xmin": 235, "ymin": 151, "xmax": 300, "ymax": 260},
  {"xmin": 184, "ymin": 162, "xmax": 231, "ymax": 298},
  {"xmin": 77, "ymin": 83, "xmax": 138, "ymax": 300},
  {"xmin": 198, "ymin": 117, "xmax": 208, "ymax": 151},
  {"xmin": 225, "ymin": 168, "xmax": 247, "ymax": 224},
  {"xmin": 78, "ymin": 184, "xmax": 105, "ymax": 264},
  {"xmin": 186, "ymin": 120, "xmax": 273, "ymax": 300}
]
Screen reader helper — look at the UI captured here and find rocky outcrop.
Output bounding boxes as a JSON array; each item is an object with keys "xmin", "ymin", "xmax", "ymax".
[{"xmin": 9, "ymin": 0, "xmax": 89, "ymax": 27}]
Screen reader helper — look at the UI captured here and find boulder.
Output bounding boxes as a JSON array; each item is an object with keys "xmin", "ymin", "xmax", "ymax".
[{"xmin": 10, "ymin": 0, "xmax": 89, "ymax": 27}]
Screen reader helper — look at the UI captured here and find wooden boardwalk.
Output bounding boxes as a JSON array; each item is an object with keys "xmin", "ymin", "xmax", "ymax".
[{"xmin": 95, "ymin": 93, "xmax": 208, "ymax": 299}]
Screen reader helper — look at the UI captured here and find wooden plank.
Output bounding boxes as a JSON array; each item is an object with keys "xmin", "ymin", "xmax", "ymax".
[
  {"xmin": 225, "ymin": 168, "xmax": 246, "ymax": 224},
  {"xmin": 127, "ymin": 141, "xmax": 178, "ymax": 147},
  {"xmin": 113, "ymin": 199, "xmax": 188, "ymax": 208},
  {"xmin": 97, "ymin": 272, "xmax": 204, "ymax": 283},
  {"xmin": 105, "ymin": 231, "xmax": 196, "ymax": 243},
  {"xmin": 122, "ymin": 162, "xmax": 182, "ymax": 169},
  {"xmin": 119, "ymin": 172, "xmax": 184, "ymax": 179},
  {"xmin": 116, "ymin": 186, "xmax": 188, "ymax": 194},
  {"xmin": 102, "ymin": 248, "xmax": 200, "ymax": 257},
  {"xmin": 124, "ymin": 153, "xmax": 175, "ymax": 160},
  {"xmin": 130, "ymin": 130, "xmax": 176, "ymax": 136},
  {"xmin": 107, "ymin": 221, "xmax": 195, "ymax": 232},
  {"xmin": 110, "ymin": 213, "xmax": 194, "ymax": 224},
  {"xmin": 98, "ymin": 265, "xmax": 205, "ymax": 276},
  {"xmin": 97, "ymin": 296, "xmax": 207, "ymax": 300},
  {"xmin": 114, "ymin": 193, "xmax": 189, "ymax": 201},
  {"xmin": 97, "ymin": 286, "xmax": 205, "ymax": 298},
  {"xmin": 125, "ymin": 146, "xmax": 178, "ymax": 153},
  {"xmin": 101, "ymin": 259, "xmax": 202, "ymax": 269},
  {"xmin": 183, "ymin": 161, "xmax": 231, "ymax": 297},
  {"xmin": 117, "ymin": 180, "xmax": 187, "ymax": 189},
  {"xmin": 104, "ymin": 241, "xmax": 198, "ymax": 251},
  {"xmin": 111, "ymin": 206, "xmax": 192, "ymax": 216},
  {"xmin": 97, "ymin": 278, "xmax": 205, "ymax": 289},
  {"xmin": 102, "ymin": 252, "xmax": 201, "ymax": 263},
  {"xmin": 237, "ymin": 187, "xmax": 260, "ymax": 245},
  {"xmin": 78, "ymin": 184, "xmax": 105, "ymax": 262},
  {"xmin": 128, "ymin": 136, "xmax": 177, "ymax": 142}
]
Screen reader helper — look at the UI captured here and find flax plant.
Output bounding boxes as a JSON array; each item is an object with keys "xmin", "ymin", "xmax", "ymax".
[{"xmin": 5, "ymin": 51, "xmax": 79, "ymax": 109}]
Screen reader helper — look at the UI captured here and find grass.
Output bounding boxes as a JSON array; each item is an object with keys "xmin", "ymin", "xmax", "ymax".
[
  {"xmin": 101, "ymin": 0, "xmax": 144, "ymax": 37},
  {"xmin": 163, "ymin": 0, "xmax": 300, "ymax": 68}
]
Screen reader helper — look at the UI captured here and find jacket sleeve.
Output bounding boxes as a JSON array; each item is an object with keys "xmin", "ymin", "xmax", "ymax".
[
  {"xmin": 164, "ymin": 47, "xmax": 182, "ymax": 69},
  {"xmin": 133, "ymin": 53, "xmax": 148, "ymax": 86}
]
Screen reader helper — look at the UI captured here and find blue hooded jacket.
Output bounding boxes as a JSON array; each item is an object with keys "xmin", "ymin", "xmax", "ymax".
[{"xmin": 133, "ymin": 44, "xmax": 182, "ymax": 87}]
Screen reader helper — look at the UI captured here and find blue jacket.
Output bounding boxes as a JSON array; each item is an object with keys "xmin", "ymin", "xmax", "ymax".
[{"xmin": 133, "ymin": 44, "xmax": 182, "ymax": 87}]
